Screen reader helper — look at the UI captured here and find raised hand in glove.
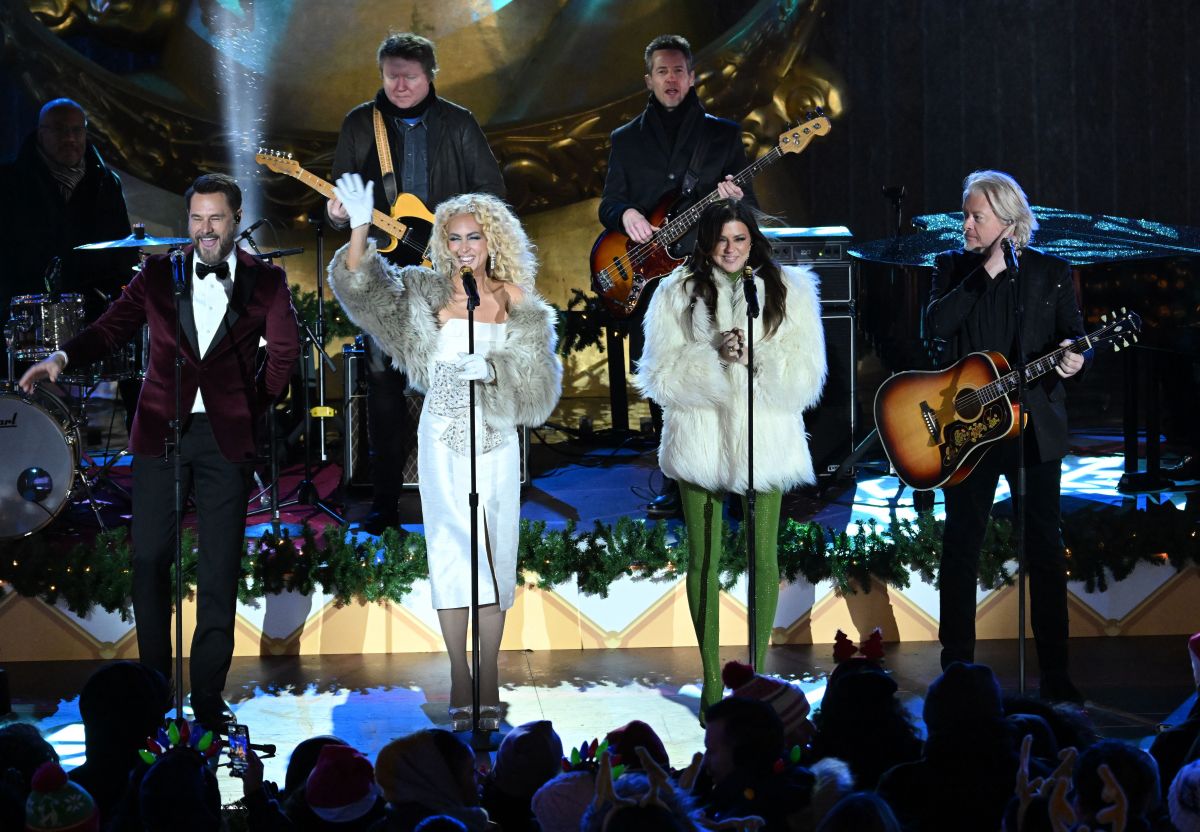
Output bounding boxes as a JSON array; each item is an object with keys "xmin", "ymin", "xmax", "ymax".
[
  {"xmin": 455, "ymin": 352, "xmax": 495, "ymax": 383},
  {"xmin": 332, "ymin": 173, "xmax": 375, "ymax": 230}
]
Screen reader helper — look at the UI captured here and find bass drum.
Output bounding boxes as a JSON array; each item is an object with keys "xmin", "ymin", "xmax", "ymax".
[{"xmin": 0, "ymin": 389, "xmax": 80, "ymax": 539}]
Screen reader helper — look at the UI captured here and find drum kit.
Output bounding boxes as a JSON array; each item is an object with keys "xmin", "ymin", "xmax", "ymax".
[{"xmin": 1, "ymin": 226, "xmax": 187, "ymax": 540}]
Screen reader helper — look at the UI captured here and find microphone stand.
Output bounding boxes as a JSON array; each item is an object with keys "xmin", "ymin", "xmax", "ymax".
[
  {"xmin": 460, "ymin": 267, "xmax": 499, "ymax": 750},
  {"xmin": 250, "ymin": 220, "xmax": 343, "ymax": 525},
  {"xmin": 168, "ymin": 247, "xmax": 187, "ymax": 722},
  {"xmin": 237, "ymin": 226, "xmax": 344, "ymax": 534},
  {"xmin": 742, "ymin": 265, "xmax": 760, "ymax": 670},
  {"xmin": 238, "ymin": 230, "xmax": 306, "ymax": 539},
  {"xmin": 1004, "ymin": 239, "xmax": 1030, "ymax": 696}
]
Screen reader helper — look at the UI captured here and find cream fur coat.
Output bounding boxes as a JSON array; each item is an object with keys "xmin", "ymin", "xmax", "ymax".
[
  {"xmin": 327, "ymin": 241, "xmax": 562, "ymax": 431},
  {"xmin": 634, "ymin": 264, "xmax": 827, "ymax": 493}
]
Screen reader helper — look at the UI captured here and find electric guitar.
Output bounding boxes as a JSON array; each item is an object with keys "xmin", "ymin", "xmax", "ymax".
[
  {"xmin": 255, "ymin": 149, "xmax": 434, "ymax": 266},
  {"xmin": 875, "ymin": 310, "xmax": 1141, "ymax": 490},
  {"xmin": 589, "ymin": 114, "xmax": 832, "ymax": 317}
]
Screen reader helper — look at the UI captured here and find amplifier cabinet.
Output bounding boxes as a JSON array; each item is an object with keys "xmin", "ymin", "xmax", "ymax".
[
  {"xmin": 806, "ymin": 311, "xmax": 857, "ymax": 477},
  {"xmin": 764, "ymin": 226, "xmax": 855, "ymax": 305}
]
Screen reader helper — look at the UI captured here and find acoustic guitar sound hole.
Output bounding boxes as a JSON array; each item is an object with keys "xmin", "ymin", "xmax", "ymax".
[{"xmin": 954, "ymin": 388, "xmax": 982, "ymax": 421}]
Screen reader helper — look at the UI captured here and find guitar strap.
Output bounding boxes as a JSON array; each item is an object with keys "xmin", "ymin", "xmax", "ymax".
[
  {"xmin": 679, "ymin": 114, "xmax": 713, "ymax": 199},
  {"xmin": 372, "ymin": 107, "xmax": 399, "ymax": 207}
]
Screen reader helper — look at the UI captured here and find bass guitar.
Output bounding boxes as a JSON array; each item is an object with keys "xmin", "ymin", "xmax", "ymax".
[
  {"xmin": 875, "ymin": 310, "xmax": 1141, "ymax": 490},
  {"xmin": 255, "ymin": 149, "xmax": 434, "ymax": 266},
  {"xmin": 589, "ymin": 115, "xmax": 832, "ymax": 318}
]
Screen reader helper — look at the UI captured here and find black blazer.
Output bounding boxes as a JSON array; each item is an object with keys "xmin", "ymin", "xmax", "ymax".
[
  {"xmin": 926, "ymin": 246, "xmax": 1087, "ymax": 462},
  {"xmin": 598, "ymin": 93, "xmax": 754, "ymax": 254}
]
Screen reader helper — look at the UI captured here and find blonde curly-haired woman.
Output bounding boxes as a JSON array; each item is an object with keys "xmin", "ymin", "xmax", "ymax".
[{"xmin": 328, "ymin": 174, "xmax": 561, "ymax": 729}]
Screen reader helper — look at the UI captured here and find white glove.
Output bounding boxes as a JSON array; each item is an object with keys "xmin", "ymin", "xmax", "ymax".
[
  {"xmin": 455, "ymin": 352, "xmax": 495, "ymax": 383},
  {"xmin": 332, "ymin": 173, "xmax": 375, "ymax": 230}
]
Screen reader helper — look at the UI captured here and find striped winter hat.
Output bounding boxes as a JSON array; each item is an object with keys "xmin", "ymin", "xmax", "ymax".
[{"xmin": 721, "ymin": 660, "xmax": 814, "ymax": 746}]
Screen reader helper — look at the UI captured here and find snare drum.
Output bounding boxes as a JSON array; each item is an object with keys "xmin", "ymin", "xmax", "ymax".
[
  {"xmin": 7, "ymin": 293, "xmax": 86, "ymax": 360},
  {"xmin": 0, "ymin": 388, "xmax": 80, "ymax": 538}
]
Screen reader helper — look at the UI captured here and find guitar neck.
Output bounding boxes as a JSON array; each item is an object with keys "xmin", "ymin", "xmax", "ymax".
[
  {"xmin": 277, "ymin": 164, "xmax": 403, "ymax": 234},
  {"xmin": 984, "ymin": 337, "xmax": 1094, "ymax": 403},
  {"xmin": 654, "ymin": 146, "xmax": 784, "ymax": 245}
]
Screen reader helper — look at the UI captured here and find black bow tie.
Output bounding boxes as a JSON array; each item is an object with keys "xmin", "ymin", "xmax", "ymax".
[{"xmin": 196, "ymin": 261, "xmax": 230, "ymax": 280}]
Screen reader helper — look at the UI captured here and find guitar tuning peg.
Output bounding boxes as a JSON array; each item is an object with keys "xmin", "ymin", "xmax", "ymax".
[
  {"xmin": 1113, "ymin": 344, "xmax": 1121, "ymax": 353},
  {"xmin": 1121, "ymin": 306, "xmax": 1127, "ymax": 313},
  {"xmin": 287, "ymin": 152, "xmax": 294, "ymax": 159},
  {"xmin": 1100, "ymin": 314, "xmax": 1108, "ymax": 322}
]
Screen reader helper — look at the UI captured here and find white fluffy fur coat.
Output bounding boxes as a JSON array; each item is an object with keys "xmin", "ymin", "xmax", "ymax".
[
  {"xmin": 328, "ymin": 241, "xmax": 562, "ymax": 431},
  {"xmin": 634, "ymin": 264, "xmax": 827, "ymax": 493}
]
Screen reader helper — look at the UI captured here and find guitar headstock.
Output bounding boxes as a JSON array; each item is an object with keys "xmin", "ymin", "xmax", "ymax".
[
  {"xmin": 255, "ymin": 148, "xmax": 302, "ymax": 177},
  {"xmin": 777, "ymin": 111, "xmax": 832, "ymax": 155},
  {"xmin": 1092, "ymin": 308, "xmax": 1142, "ymax": 352}
]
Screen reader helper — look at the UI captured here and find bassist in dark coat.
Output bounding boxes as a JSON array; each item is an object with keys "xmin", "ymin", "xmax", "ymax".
[
  {"xmin": 598, "ymin": 33, "xmax": 755, "ymax": 516},
  {"xmin": 926, "ymin": 170, "xmax": 1087, "ymax": 703}
]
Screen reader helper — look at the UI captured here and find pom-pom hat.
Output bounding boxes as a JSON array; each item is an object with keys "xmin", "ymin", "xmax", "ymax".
[{"xmin": 25, "ymin": 762, "xmax": 98, "ymax": 832}]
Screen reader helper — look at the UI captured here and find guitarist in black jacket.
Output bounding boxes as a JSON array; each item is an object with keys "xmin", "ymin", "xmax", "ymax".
[
  {"xmin": 327, "ymin": 32, "xmax": 506, "ymax": 534},
  {"xmin": 926, "ymin": 170, "xmax": 1088, "ymax": 703},
  {"xmin": 599, "ymin": 33, "xmax": 755, "ymax": 517}
]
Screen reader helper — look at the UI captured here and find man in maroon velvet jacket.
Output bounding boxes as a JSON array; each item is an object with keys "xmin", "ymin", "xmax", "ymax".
[{"xmin": 20, "ymin": 173, "xmax": 301, "ymax": 727}]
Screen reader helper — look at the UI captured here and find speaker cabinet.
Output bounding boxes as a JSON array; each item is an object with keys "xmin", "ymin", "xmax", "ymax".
[{"xmin": 806, "ymin": 312, "xmax": 856, "ymax": 477}]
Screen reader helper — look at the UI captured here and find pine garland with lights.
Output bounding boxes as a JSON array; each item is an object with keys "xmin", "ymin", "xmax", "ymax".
[{"xmin": 0, "ymin": 504, "xmax": 1195, "ymax": 617}]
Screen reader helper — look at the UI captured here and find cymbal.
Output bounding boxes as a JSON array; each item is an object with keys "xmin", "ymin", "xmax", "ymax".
[
  {"xmin": 850, "ymin": 206, "xmax": 1200, "ymax": 268},
  {"xmin": 76, "ymin": 224, "xmax": 189, "ymax": 250}
]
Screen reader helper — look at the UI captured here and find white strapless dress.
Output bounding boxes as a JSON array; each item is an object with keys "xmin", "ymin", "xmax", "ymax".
[{"xmin": 417, "ymin": 318, "xmax": 519, "ymax": 610}]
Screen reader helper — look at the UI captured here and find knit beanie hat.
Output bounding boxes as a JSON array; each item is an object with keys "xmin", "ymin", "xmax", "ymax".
[
  {"xmin": 25, "ymin": 762, "xmax": 98, "ymax": 832},
  {"xmin": 493, "ymin": 720, "xmax": 563, "ymax": 798},
  {"xmin": 722, "ymin": 660, "xmax": 814, "ymax": 746},
  {"xmin": 603, "ymin": 721, "xmax": 669, "ymax": 771},
  {"xmin": 305, "ymin": 744, "xmax": 381, "ymax": 823},
  {"xmin": 923, "ymin": 661, "xmax": 1004, "ymax": 734},
  {"xmin": 530, "ymin": 771, "xmax": 597, "ymax": 832},
  {"xmin": 1170, "ymin": 759, "xmax": 1200, "ymax": 832}
]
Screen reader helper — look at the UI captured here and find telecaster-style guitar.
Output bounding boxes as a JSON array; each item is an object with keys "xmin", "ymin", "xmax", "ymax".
[
  {"xmin": 589, "ymin": 114, "xmax": 832, "ymax": 317},
  {"xmin": 255, "ymin": 149, "xmax": 434, "ymax": 266},
  {"xmin": 875, "ymin": 310, "xmax": 1141, "ymax": 490}
]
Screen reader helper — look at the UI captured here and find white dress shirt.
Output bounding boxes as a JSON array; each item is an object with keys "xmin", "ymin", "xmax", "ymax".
[{"xmin": 190, "ymin": 249, "xmax": 238, "ymax": 413}]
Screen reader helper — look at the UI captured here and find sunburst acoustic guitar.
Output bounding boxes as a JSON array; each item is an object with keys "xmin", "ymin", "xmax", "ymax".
[{"xmin": 875, "ymin": 310, "xmax": 1141, "ymax": 491}]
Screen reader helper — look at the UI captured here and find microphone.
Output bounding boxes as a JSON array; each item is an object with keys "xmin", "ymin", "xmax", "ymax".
[
  {"xmin": 742, "ymin": 265, "xmax": 760, "ymax": 319},
  {"xmin": 237, "ymin": 217, "xmax": 268, "ymax": 241},
  {"xmin": 1002, "ymin": 238, "xmax": 1019, "ymax": 275},
  {"xmin": 460, "ymin": 266, "xmax": 480, "ymax": 310}
]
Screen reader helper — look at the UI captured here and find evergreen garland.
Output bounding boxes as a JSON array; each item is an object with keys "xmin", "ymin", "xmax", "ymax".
[
  {"xmin": 0, "ymin": 502, "xmax": 1195, "ymax": 619},
  {"xmin": 289, "ymin": 285, "xmax": 359, "ymax": 345}
]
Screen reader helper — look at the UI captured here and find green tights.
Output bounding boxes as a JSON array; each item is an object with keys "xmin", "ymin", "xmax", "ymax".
[{"xmin": 678, "ymin": 480, "xmax": 782, "ymax": 712}]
